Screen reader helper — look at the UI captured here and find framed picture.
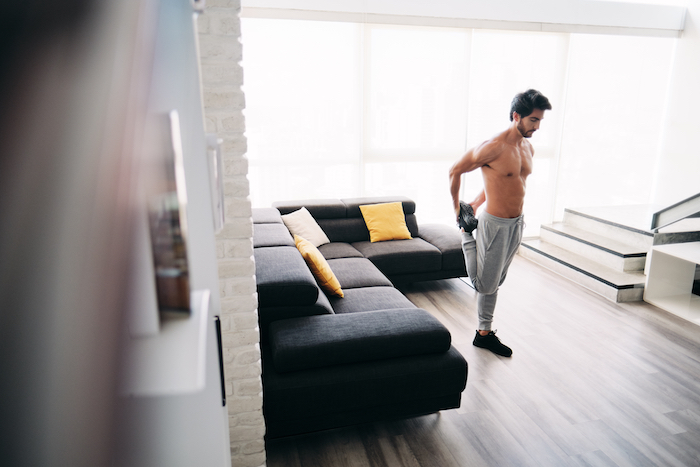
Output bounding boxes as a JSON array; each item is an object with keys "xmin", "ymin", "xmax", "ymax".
[{"xmin": 146, "ymin": 110, "xmax": 191, "ymax": 313}]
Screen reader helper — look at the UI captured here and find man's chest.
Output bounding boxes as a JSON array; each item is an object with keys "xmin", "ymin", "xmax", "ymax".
[{"xmin": 490, "ymin": 148, "xmax": 533, "ymax": 178}]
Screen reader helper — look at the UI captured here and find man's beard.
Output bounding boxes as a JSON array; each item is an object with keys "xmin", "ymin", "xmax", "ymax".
[{"xmin": 517, "ymin": 122, "xmax": 534, "ymax": 138}]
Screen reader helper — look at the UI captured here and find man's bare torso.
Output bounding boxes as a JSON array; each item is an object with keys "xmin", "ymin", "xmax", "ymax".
[{"xmin": 479, "ymin": 131, "xmax": 533, "ymax": 218}]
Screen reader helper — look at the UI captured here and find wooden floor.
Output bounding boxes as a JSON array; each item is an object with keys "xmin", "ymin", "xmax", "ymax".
[{"xmin": 265, "ymin": 255, "xmax": 700, "ymax": 467}]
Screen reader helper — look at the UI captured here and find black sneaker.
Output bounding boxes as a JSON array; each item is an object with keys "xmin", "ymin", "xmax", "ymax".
[
  {"xmin": 473, "ymin": 330, "xmax": 512, "ymax": 357},
  {"xmin": 457, "ymin": 201, "xmax": 478, "ymax": 234}
]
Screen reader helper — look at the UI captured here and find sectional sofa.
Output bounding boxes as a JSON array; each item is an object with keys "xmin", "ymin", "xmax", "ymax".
[{"xmin": 252, "ymin": 196, "xmax": 468, "ymax": 438}]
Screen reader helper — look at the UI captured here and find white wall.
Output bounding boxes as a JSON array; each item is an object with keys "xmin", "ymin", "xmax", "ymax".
[
  {"xmin": 115, "ymin": 1, "xmax": 232, "ymax": 465},
  {"xmin": 242, "ymin": 0, "xmax": 686, "ymax": 36},
  {"xmin": 653, "ymin": 0, "xmax": 700, "ymax": 207}
]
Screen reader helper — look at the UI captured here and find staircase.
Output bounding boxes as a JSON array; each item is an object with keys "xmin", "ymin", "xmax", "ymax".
[{"xmin": 519, "ymin": 205, "xmax": 700, "ymax": 303}]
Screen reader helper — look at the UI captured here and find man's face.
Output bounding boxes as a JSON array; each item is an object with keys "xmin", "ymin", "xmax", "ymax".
[{"xmin": 516, "ymin": 108, "xmax": 545, "ymax": 138}]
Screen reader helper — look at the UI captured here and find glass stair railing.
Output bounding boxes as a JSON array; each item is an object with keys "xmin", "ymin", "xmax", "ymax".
[{"xmin": 651, "ymin": 192, "xmax": 700, "ymax": 231}]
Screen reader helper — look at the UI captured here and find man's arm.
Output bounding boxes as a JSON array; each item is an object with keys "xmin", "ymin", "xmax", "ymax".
[
  {"xmin": 448, "ymin": 140, "xmax": 501, "ymax": 214},
  {"xmin": 449, "ymin": 164, "xmax": 465, "ymax": 214}
]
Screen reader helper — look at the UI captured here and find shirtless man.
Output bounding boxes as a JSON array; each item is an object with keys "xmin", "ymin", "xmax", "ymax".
[{"xmin": 449, "ymin": 89, "xmax": 551, "ymax": 357}]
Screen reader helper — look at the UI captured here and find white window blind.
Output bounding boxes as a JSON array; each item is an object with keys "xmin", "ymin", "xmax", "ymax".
[
  {"xmin": 241, "ymin": 18, "xmax": 675, "ymax": 234},
  {"xmin": 242, "ymin": 19, "xmax": 362, "ymax": 206},
  {"xmin": 555, "ymin": 34, "xmax": 675, "ymax": 214}
]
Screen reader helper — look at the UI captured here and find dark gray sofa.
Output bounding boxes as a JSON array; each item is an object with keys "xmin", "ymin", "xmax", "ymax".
[{"xmin": 253, "ymin": 196, "xmax": 468, "ymax": 438}]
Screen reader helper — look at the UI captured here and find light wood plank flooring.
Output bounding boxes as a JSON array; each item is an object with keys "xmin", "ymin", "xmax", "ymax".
[{"xmin": 265, "ymin": 256, "xmax": 700, "ymax": 466}]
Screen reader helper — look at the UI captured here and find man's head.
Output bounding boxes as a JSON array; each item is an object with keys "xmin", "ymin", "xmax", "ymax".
[{"xmin": 510, "ymin": 89, "xmax": 551, "ymax": 138}]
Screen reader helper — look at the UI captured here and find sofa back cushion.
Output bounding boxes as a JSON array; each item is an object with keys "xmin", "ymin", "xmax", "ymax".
[
  {"xmin": 317, "ymin": 218, "xmax": 369, "ymax": 243},
  {"xmin": 252, "ymin": 207, "xmax": 284, "ymax": 224},
  {"xmin": 342, "ymin": 196, "xmax": 416, "ymax": 218},
  {"xmin": 253, "ymin": 223, "xmax": 294, "ymax": 248},
  {"xmin": 274, "ymin": 199, "xmax": 346, "ymax": 219},
  {"xmin": 273, "ymin": 197, "xmax": 420, "ymax": 243}
]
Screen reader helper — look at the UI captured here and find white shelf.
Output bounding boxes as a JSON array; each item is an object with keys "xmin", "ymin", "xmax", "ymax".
[
  {"xmin": 644, "ymin": 294, "xmax": 700, "ymax": 325},
  {"xmin": 644, "ymin": 242, "xmax": 700, "ymax": 324},
  {"xmin": 648, "ymin": 241, "xmax": 700, "ymax": 264},
  {"xmin": 121, "ymin": 289, "xmax": 211, "ymax": 397}
]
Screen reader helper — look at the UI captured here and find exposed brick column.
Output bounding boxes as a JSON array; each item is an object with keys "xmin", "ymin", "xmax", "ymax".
[{"xmin": 197, "ymin": 3, "xmax": 266, "ymax": 466}]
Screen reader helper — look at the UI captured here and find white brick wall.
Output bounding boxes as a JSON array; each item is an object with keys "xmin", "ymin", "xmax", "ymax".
[{"xmin": 197, "ymin": 3, "xmax": 266, "ymax": 466}]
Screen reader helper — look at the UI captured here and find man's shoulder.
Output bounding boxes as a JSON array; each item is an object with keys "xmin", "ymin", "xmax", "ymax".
[{"xmin": 476, "ymin": 135, "xmax": 509, "ymax": 158}]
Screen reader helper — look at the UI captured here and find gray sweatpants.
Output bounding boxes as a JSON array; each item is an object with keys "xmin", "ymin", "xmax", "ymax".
[{"xmin": 461, "ymin": 212, "xmax": 524, "ymax": 331}]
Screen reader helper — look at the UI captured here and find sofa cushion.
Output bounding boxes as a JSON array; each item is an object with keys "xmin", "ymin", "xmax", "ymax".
[
  {"xmin": 329, "ymin": 286, "xmax": 415, "ymax": 314},
  {"xmin": 294, "ymin": 235, "xmax": 343, "ymax": 298},
  {"xmin": 317, "ymin": 242, "xmax": 364, "ymax": 260},
  {"xmin": 274, "ymin": 199, "xmax": 346, "ymax": 219},
  {"xmin": 254, "ymin": 246, "xmax": 319, "ymax": 307},
  {"xmin": 258, "ymin": 291, "xmax": 334, "ymax": 338},
  {"xmin": 405, "ymin": 214, "xmax": 420, "ymax": 238},
  {"xmin": 252, "ymin": 207, "xmax": 283, "ymax": 224},
  {"xmin": 317, "ymin": 218, "xmax": 370, "ymax": 243},
  {"xmin": 359, "ymin": 202, "xmax": 413, "ymax": 243},
  {"xmin": 253, "ymin": 223, "xmax": 294, "ymax": 248},
  {"xmin": 352, "ymin": 238, "xmax": 441, "ymax": 276},
  {"xmin": 418, "ymin": 223, "xmax": 466, "ymax": 272},
  {"xmin": 327, "ymin": 258, "xmax": 393, "ymax": 289},
  {"xmin": 343, "ymin": 196, "xmax": 416, "ymax": 217},
  {"xmin": 269, "ymin": 308, "xmax": 452, "ymax": 373}
]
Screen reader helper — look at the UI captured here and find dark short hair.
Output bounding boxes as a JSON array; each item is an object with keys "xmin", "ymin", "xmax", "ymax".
[{"xmin": 510, "ymin": 89, "xmax": 552, "ymax": 121}]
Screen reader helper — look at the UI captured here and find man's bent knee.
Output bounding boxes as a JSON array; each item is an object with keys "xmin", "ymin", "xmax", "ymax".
[{"xmin": 470, "ymin": 278, "xmax": 499, "ymax": 296}]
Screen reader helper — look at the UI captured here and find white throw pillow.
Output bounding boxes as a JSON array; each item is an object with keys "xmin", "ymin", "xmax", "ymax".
[{"xmin": 281, "ymin": 207, "xmax": 330, "ymax": 247}]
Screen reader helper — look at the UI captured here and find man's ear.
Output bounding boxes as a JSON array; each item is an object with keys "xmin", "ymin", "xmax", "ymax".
[{"xmin": 512, "ymin": 111, "xmax": 520, "ymax": 122}]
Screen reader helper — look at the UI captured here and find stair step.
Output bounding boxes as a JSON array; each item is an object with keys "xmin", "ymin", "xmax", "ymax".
[
  {"xmin": 564, "ymin": 207, "xmax": 655, "ymax": 251},
  {"xmin": 541, "ymin": 223, "xmax": 647, "ymax": 272},
  {"xmin": 519, "ymin": 239, "xmax": 645, "ymax": 302},
  {"xmin": 567, "ymin": 205, "xmax": 660, "ymax": 234}
]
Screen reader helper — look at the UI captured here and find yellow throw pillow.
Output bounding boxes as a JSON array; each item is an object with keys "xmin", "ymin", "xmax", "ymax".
[
  {"xmin": 359, "ymin": 202, "xmax": 413, "ymax": 243},
  {"xmin": 294, "ymin": 235, "xmax": 344, "ymax": 298}
]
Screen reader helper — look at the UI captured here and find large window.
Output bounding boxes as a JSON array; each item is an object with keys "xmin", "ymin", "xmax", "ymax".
[
  {"xmin": 555, "ymin": 34, "xmax": 675, "ymax": 213},
  {"xmin": 363, "ymin": 25, "xmax": 471, "ymax": 225},
  {"xmin": 242, "ymin": 19, "xmax": 362, "ymax": 205},
  {"xmin": 241, "ymin": 18, "xmax": 675, "ymax": 235}
]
